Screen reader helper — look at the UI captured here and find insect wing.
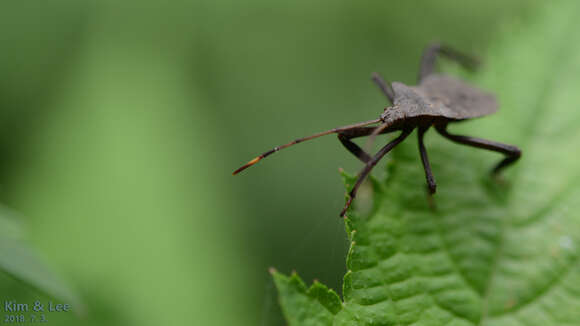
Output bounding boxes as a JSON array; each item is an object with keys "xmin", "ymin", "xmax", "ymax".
[{"xmin": 417, "ymin": 74, "xmax": 497, "ymax": 119}]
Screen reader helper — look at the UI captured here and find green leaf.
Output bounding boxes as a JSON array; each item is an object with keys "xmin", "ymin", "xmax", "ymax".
[
  {"xmin": 0, "ymin": 207, "xmax": 83, "ymax": 311},
  {"xmin": 274, "ymin": 1, "xmax": 580, "ymax": 325},
  {"xmin": 272, "ymin": 268, "xmax": 342, "ymax": 326}
]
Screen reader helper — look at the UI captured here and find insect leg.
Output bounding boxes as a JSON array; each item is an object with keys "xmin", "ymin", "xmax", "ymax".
[
  {"xmin": 337, "ymin": 126, "xmax": 401, "ymax": 163},
  {"xmin": 371, "ymin": 72, "xmax": 395, "ymax": 104},
  {"xmin": 418, "ymin": 126, "xmax": 437, "ymax": 194},
  {"xmin": 340, "ymin": 128, "xmax": 413, "ymax": 217},
  {"xmin": 418, "ymin": 43, "xmax": 480, "ymax": 82},
  {"xmin": 435, "ymin": 124, "xmax": 522, "ymax": 175}
]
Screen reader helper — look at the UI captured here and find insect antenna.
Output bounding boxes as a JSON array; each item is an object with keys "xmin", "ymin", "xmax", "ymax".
[
  {"xmin": 371, "ymin": 72, "xmax": 395, "ymax": 104},
  {"xmin": 232, "ymin": 118, "xmax": 382, "ymax": 175},
  {"xmin": 367, "ymin": 72, "xmax": 397, "ymax": 150}
]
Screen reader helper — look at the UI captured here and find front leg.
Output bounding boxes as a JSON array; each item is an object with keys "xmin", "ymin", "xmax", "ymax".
[
  {"xmin": 337, "ymin": 125, "xmax": 401, "ymax": 163},
  {"xmin": 340, "ymin": 128, "xmax": 413, "ymax": 217}
]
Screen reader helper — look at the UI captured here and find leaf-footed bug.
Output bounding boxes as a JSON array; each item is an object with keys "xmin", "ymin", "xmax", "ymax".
[{"xmin": 233, "ymin": 43, "xmax": 522, "ymax": 217}]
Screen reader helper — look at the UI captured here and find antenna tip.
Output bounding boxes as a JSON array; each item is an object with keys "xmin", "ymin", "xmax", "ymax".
[
  {"xmin": 232, "ymin": 166, "xmax": 245, "ymax": 175},
  {"xmin": 232, "ymin": 156, "xmax": 261, "ymax": 175},
  {"xmin": 232, "ymin": 166, "xmax": 247, "ymax": 175}
]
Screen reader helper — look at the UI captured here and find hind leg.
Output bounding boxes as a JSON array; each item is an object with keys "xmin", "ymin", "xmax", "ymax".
[
  {"xmin": 418, "ymin": 43, "xmax": 480, "ymax": 82},
  {"xmin": 435, "ymin": 124, "xmax": 522, "ymax": 174}
]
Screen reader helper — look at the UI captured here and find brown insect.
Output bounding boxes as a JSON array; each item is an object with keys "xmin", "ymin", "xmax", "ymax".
[{"xmin": 233, "ymin": 43, "xmax": 521, "ymax": 217}]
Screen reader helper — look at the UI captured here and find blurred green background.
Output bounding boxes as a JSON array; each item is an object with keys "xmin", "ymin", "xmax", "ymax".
[{"xmin": 0, "ymin": 1, "xmax": 540, "ymax": 325}]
